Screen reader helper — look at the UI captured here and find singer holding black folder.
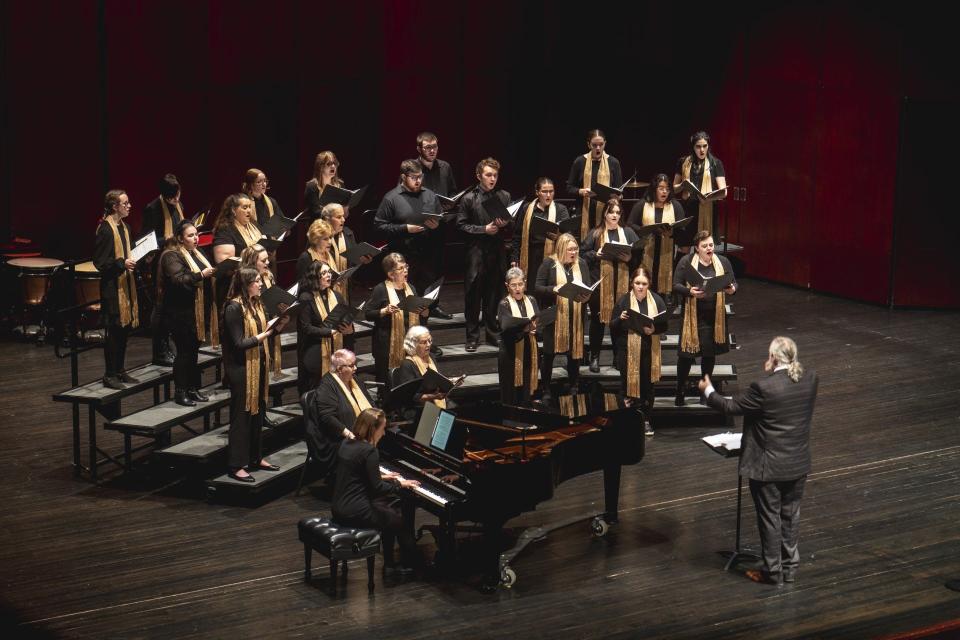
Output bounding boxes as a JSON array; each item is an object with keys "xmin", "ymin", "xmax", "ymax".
[
  {"xmin": 497, "ymin": 267, "xmax": 540, "ymax": 407},
  {"xmin": 322, "ymin": 203, "xmax": 368, "ymax": 302},
  {"xmin": 296, "ymin": 219, "xmax": 337, "ymax": 284},
  {"xmin": 297, "ymin": 261, "xmax": 353, "ymax": 395},
  {"xmin": 609, "ymin": 267, "xmax": 667, "ymax": 435},
  {"xmin": 566, "ymin": 129, "xmax": 623, "ymax": 241},
  {"xmin": 672, "ymin": 231, "xmax": 736, "ymax": 406},
  {"xmin": 535, "ymin": 233, "xmax": 591, "ymax": 402},
  {"xmin": 222, "ymin": 268, "xmax": 289, "ymax": 482},
  {"xmin": 456, "ymin": 157, "xmax": 513, "ymax": 351},
  {"xmin": 304, "ymin": 151, "xmax": 346, "ymax": 222},
  {"xmin": 364, "ymin": 253, "xmax": 428, "ymax": 385},
  {"xmin": 674, "ymin": 131, "xmax": 726, "ymax": 240},
  {"xmin": 157, "ymin": 220, "xmax": 215, "ymax": 406},
  {"xmin": 240, "ymin": 245, "xmax": 282, "ymax": 379},
  {"xmin": 212, "ymin": 194, "xmax": 259, "ymax": 321},
  {"xmin": 510, "ymin": 177, "xmax": 570, "ymax": 278},
  {"xmin": 392, "ymin": 326, "xmax": 449, "ymax": 421},
  {"xmin": 582, "ymin": 198, "xmax": 638, "ymax": 373},
  {"xmin": 242, "ymin": 168, "xmax": 285, "ymax": 227},
  {"xmin": 628, "ymin": 173, "xmax": 686, "ymax": 295}
]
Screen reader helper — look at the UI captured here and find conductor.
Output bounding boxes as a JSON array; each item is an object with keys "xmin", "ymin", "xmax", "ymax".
[{"xmin": 699, "ymin": 336, "xmax": 818, "ymax": 585}]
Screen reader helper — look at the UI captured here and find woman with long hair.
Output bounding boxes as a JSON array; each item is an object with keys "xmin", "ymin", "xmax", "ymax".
[
  {"xmin": 304, "ymin": 151, "xmax": 345, "ymax": 223},
  {"xmin": 242, "ymin": 168, "xmax": 285, "ymax": 227},
  {"xmin": 627, "ymin": 173, "xmax": 687, "ymax": 296},
  {"xmin": 673, "ymin": 131, "xmax": 727, "ymax": 244}
]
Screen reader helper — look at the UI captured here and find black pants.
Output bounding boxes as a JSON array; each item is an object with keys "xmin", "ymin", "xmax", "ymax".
[
  {"xmin": 345, "ymin": 496, "xmax": 418, "ymax": 568},
  {"xmin": 169, "ymin": 316, "xmax": 200, "ymax": 391},
  {"xmin": 499, "ymin": 348, "xmax": 534, "ymax": 406},
  {"xmin": 676, "ymin": 355, "xmax": 715, "ymax": 392},
  {"xmin": 749, "ymin": 476, "xmax": 806, "ymax": 576},
  {"xmin": 588, "ymin": 305, "xmax": 608, "ymax": 360},
  {"xmin": 541, "ymin": 351, "xmax": 580, "ymax": 393},
  {"xmin": 151, "ymin": 301, "xmax": 173, "ymax": 359},
  {"xmin": 227, "ymin": 368, "xmax": 266, "ymax": 470},
  {"xmin": 103, "ymin": 322, "xmax": 131, "ymax": 377},
  {"xmin": 464, "ymin": 247, "xmax": 504, "ymax": 344}
]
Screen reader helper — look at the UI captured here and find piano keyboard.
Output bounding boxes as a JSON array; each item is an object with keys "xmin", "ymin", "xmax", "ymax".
[{"xmin": 380, "ymin": 465, "xmax": 450, "ymax": 506}]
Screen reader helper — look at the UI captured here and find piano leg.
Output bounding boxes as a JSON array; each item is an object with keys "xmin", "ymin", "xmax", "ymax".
[{"xmin": 603, "ymin": 462, "xmax": 622, "ymax": 524}]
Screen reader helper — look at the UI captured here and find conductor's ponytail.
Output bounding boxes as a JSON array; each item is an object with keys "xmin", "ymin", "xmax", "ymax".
[{"xmin": 769, "ymin": 336, "xmax": 803, "ymax": 383}]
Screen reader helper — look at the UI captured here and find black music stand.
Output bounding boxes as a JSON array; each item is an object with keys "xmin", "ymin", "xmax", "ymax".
[{"xmin": 702, "ymin": 433, "xmax": 758, "ymax": 571}]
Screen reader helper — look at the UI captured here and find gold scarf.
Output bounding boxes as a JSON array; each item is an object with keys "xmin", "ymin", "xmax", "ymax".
[
  {"xmin": 104, "ymin": 217, "xmax": 139, "ymax": 328},
  {"xmin": 236, "ymin": 298, "xmax": 270, "ymax": 413},
  {"xmin": 331, "ymin": 234, "xmax": 349, "ymax": 301},
  {"xmin": 626, "ymin": 290, "xmax": 662, "ymax": 397},
  {"xmin": 234, "ymin": 219, "xmax": 261, "ymax": 249},
  {"xmin": 682, "ymin": 156, "xmax": 714, "ymax": 235},
  {"xmin": 640, "ymin": 201, "xmax": 676, "ymax": 292},
  {"xmin": 580, "ymin": 152, "xmax": 610, "ymax": 238},
  {"xmin": 331, "ymin": 371, "xmax": 372, "ymax": 419},
  {"xmin": 559, "ymin": 393, "xmax": 588, "ymax": 418},
  {"xmin": 408, "ymin": 354, "xmax": 446, "ymax": 409},
  {"xmin": 597, "ymin": 226, "xmax": 629, "ymax": 323},
  {"xmin": 159, "ymin": 198, "xmax": 184, "ymax": 239},
  {"xmin": 520, "ymin": 201, "xmax": 556, "ymax": 276},
  {"xmin": 680, "ymin": 253, "xmax": 726, "ymax": 353},
  {"xmin": 313, "ymin": 288, "xmax": 343, "ymax": 377},
  {"xmin": 254, "ymin": 269, "xmax": 281, "ymax": 373},
  {"xmin": 508, "ymin": 295, "xmax": 539, "ymax": 395},
  {"xmin": 385, "ymin": 280, "xmax": 418, "ymax": 369},
  {"xmin": 261, "ymin": 195, "xmax": 274, "ymax": 220},
  {"xmin": 178, "ymin": 247, "xmax": 216, "ymax": 342},
  {"xmin": 553, "ymin": 259, "xmax": 584, "ymax": 359}
]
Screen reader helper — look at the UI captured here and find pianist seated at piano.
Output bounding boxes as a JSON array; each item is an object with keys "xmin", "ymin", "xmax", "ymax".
[
  {"xmin": 306, "ymin": 349, "xmax": 374, "ymax": 483},
  {"xmin": 497, "ymin": 267, "xmax": 540, "ymax": 407},
  {"xmin": 333, "ymin": 408, "xmax": 422, "ymax": 576},
  {"xmin": 392, "ymin": 326, "xmax": 448, "ymax": 422}
]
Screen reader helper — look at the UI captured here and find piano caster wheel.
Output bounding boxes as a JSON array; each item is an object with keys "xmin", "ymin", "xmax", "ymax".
[
  {"xmin": 590, "ymin": 517, "xmax": 609, "ymax": 537},
  {"xmin": 500, "ymin": 566, "xmax": 517, "ymax": 589}
]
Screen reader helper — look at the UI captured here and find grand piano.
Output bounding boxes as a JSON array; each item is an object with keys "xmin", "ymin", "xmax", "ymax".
[{"xmin": 378, "ymin": 390, "xmax": 645, "ymax": 589}]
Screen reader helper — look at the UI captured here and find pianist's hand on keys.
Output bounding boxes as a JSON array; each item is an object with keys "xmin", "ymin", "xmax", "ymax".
[{"xmin": 379, "ymin": 465, "xmax": 420, "ymax": 489}]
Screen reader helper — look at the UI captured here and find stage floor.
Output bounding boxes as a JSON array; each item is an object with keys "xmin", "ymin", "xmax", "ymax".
[{"xmin": 3, "ymin": 278, "xmax": 960, "ymax": 639}]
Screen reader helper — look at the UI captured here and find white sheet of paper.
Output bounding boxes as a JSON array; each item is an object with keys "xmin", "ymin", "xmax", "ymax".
[{"xmin": 131, "ymin": 231, "xmax": 158, "ymax": 262}]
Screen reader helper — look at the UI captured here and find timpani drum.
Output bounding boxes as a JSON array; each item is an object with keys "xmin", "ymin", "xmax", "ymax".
[
  {"xmin": 7, "ymin": 257, "xmax": 64, "ymax": 306},
  {"xmin": 74, "ymin": 261, "xmax": 101, "ymax": 311}
]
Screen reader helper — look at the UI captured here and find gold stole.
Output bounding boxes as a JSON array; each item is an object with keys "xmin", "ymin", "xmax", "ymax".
[
  {"xmin": 178, "ymin": 247, "xmax": 217, "ymax": 342},
  {"xmin": 408, "ymin": 354, "xmax": 447, "ymax": 409},
  {"xmin": 385, "ymin": 281, "xmax": 418, "ymax": 369},
  {"xmin": 597, "ymin": 226, "xmax": 629, "ymax": 323},
  {"xmin": 236, "ymin": 298, "xmax": 270, "ymax": 413},
  {"xmin": 313, "ymin": 288, "xmax": 343, "ymax": 377},
  {"xmin": 553, "ymin": 260, "xmax": 584, "ymax": 359},
  {"xmin": 332, "ymin": 234, "xmax": 349, "ymax": 301},
  {"xmin": 159, "ymin": 199, "xmax": 184, "ymax": 239},
  {"xmin": 680, "ymin": 254, "xmax": 726, "ymax": 353},
  {"xmin": 682, "ymin": 156, "xmax": 714, "ymax": 234},
  {"xmin": 580, "ymin": 152, "xmax": 610, "ymax": 238},
  {"xmin": 508, "ymin": 296, "xmax": 539, "ymax": 395},
  {"xmin": 256, "ymin": 270, "xmax": 281, "ymax": 374},
  {"xmin": 104, "ymin": 217, "xmax": 139, "ymax": 328},
  {"xmin": 262, "ymin": 195, "xmax": 274, "ymax": 220},
  {"xmin": 234, "ymin": 220, "xmax": 262, "ymax": 249},
  {"xmin": 641, "ymin": 202, "xmax": 676, "ymax": 292},
  {"xmin": 626, "ymin": 291, "xmax": 662, "ymax": 397},
  {"xmin": 559, "ymin": 394, "xmax": 588, "ymax": 418},
  {"xmin": 331, "ymin": 371, "xmax": 372, "ymax": 420},
  {"xmin": 520, "ymin": 201, "xmax": 556, "ymax": 276}
]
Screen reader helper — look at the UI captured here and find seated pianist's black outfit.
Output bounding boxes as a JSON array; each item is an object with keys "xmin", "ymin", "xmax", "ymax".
[
  {"xmin": 159, "ymin": 246, "xmax": 214, "ymax": 400},
  {"xmin": 222, "ymin": 298, "xmax": 271, "ymax": 473},
  {"xmin": 608, "ymin": 290, "xmax": 668, "ymax": 410},
  {"xmin": 534, "ymin": 256, "xmax": 591, "ymax": 394},
  {"xmin": 496, "ymin": 294, "xmax": 540, "ymax": 407},
  {"xmin": 332, "ymin": 438, "xmax": 418, "ymax": 570},
  {"xmin": 296, "ymin": 286, "xmax": 346, "ymax": 396},
  {"xmin": 374, "ymin": 185, "xmax": 442, "ymax": 297},
  {"xmin": 250, "ymin": 192, "xmax": 284, "ymax": 227},
  {"xmin": 510, "ymin": 199, "xmax": 570, "ymax": 279},
  {"xmin": 456, "ymin": 186, "xmax": 513, "ymax": 346},
  {"xmin": 672, "ymin": 251, "xmax": 736, "ymax": 396},
  {"xmin": 307, "ymin": 371, "xmax": 373, "ymax": 481}
]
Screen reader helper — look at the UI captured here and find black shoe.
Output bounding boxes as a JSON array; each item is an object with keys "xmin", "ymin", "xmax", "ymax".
[
  {"xmin": 103, "ymin": 375, "xmax": 125, "ymax": 390},
  {"xmin": 589, "ymin": 355, "xmax": 600, "ymax": 373},
  {"xmin": 465, "ymin": 342, "xmax": 478, "ymax": 353},
  {"xmin": 174, "ymin": 390, "xmax": 196, "ymax": 407},
  {"xmin": 118, "ymin": 372, "xmax": 140, "ymax": 384},
  {"xmin": 485, "ymin": 335, "xmax": 500, "ymax": 347},
  {"xmin": 248, "ymin": 461, "xmax": 280, "ymax": 472},
  {"xmin": 228, "ymin": 470, "xmax": 256, "ymax": 483},
  {"xmin": 430, "ymin": 306, "xmax": 454, "ymax": 320},
  {"xmin": 644, "ymin": 420, "xmax": 655, "ymax": 436},
  {"xmin": 674, "ymin": 391, "xmax": 685, "ymax": 407},
  {"xmin": 187, "ymin": 388, "xmax": 209, "ymax": 402},
  {"xmin": 152, "ymin": 356, "xmax": 175, "ymax": 367},
  {"xmin": 430, "ymin": 345, "xmax": 443, "ymax": 359},
  {"xmin": 783, "ymin": 568, "xmax": 797, "ymax": 583}
]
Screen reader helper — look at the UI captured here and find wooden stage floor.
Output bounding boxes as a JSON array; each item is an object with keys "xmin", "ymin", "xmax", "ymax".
[{"xmin": 2, "ymin": 278, "xmax": 959, "ymax": 639}]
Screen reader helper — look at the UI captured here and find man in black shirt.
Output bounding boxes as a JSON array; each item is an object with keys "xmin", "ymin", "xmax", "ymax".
[
  {"xmin": 416, "ymin": 132, "xmax": 457, "ymax": 197},
  {"xmin": 455, "ymin": 157, "xmax": 512, "ymax": 351},
  {"xmin": 141, "ymin": 174, "xmax": 183, "ymax": 366}
]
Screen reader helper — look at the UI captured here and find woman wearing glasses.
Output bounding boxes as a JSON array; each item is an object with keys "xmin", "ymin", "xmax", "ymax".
[
  {"xmin": 242, "ymin": 168, "xmax": 285, "ymax": 227},
  {"xmin": 305, "ymin": 151, "xmax": 346, "ymax": 223}
]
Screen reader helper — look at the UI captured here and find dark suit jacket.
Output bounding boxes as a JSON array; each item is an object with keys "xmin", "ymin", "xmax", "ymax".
[
  {"xmin": 305, "ymin": 372, "xmax": 375, "ymax": 476},
  {"xmin": 707, "ymin": 369, "xmax": 818, "ymax": 482}
]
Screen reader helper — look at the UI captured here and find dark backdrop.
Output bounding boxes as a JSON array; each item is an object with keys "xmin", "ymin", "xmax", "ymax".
[{"xmin": 2, "ymin": 1, "xmax": 957, "ymax": 307}]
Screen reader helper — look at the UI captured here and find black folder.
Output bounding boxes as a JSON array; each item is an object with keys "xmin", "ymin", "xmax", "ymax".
[
  {"xmin": 555, "ymin": 278, "xmax": 601, "ymax": 303},
  {"xmin": 317, "ymin": 185, "xmax": 368, "ymax": 209},
  {"xmin": 598, "ymin": 241, "xmax": 634, "ymax": 262},
  {"xmin": 630, "ymin": 216, "xmax": 694, "ymax": 239},
  {"xmin": 626, "ymin": 308, "xmax": 665, "ymax": 334},
  {"xmin": 529, "ymin": 213, "xmax": 561, "ymax": 241},
  {"xmin": 343, "ymin": 242, "xmax": 384, "ymax": 265},
  {"xmin": 256, "ymin": 236, "xmax": 283, "ymax": 253},
  {"xmin": 397, "ymin": 292, "xmax": 439, "ymax": 312},
  {"xmin": 321, "ymin": 303, "xmax": 362, "ymax": 328},
  {"xmin": 214, "ymin": 256, "xmax": 241, "ymax": 278},
  {"xmin": 436, "ymin": 187, "xmax": 469, "ymax": 211},
  {"xmin": 558, "ymin": 216, "xmax": 583, "ymax": 236},
  {"xmin": 686, "ymin": 269, "xmax": 734, "ymax": 295},
  {"xmin": 329, "ymin": 265, "xmax": 359, "ymax": 286},
  {"xmin": 680, "ymin": 180, "xmax": 727, "ymax": 202},
  {"xmin": 258, "ymin": 212, "xmax": 299, "ymax": 238},
  {"xmin": 500, "ymin": 305, "xmax": 557, "ymax": 331},
  {"xmin": 260, "ymin": 284, "xmax": 297, "ymax": 317}
]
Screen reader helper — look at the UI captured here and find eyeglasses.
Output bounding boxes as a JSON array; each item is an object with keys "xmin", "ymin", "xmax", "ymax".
[
  {"xmin": 420, "ymin": 143, "xmax": 438, "ymax": 150},
  {"xmin": 339, "ymin": 363, "xmax": 358, "ymax": 370},
  {"xmin": 406, "ymin": 174, "xmax": 423, "ymax": 181}
]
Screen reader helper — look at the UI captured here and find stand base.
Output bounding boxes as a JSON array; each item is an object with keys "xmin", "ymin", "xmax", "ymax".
[{"xmin": 722, "ymin": 548, "xmax": 760, "ymax": 572}]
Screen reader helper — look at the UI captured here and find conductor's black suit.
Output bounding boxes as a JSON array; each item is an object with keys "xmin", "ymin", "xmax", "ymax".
[{"xmin": 706, "ymin": 367, "xmax": 818, "ymax": 579}]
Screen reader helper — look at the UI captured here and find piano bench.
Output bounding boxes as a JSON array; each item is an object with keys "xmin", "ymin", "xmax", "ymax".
[{"xmin": 298, "ymin": 516, "xmax": 381, "ymax": 594}]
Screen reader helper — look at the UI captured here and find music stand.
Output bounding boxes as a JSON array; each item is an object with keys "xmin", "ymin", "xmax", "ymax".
[{"xmin": 702, "ymin": 433, "xmax": 758, "ymax": 571}]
